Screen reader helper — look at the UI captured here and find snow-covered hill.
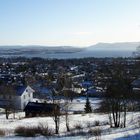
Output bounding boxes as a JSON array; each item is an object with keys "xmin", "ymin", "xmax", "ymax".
[
  {"xmin": 0, "ymin": 98, "xmax": 139, "ymax": 140},
  {"xmin": 87, "ymin": 42, "xmax": 140, "ymax": 51}
]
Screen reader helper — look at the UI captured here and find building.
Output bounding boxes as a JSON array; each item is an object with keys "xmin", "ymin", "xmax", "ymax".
[
  {"xmin": 0, "ymin": 85, "xmax": 34, "ymax": 110},
  {"xmin": 131, "ymin": 79, "xmax": 140, "ymax": 91},
  {"xmin": 24, "ymin": 102, "xmax": 60, "ymax": 117}
]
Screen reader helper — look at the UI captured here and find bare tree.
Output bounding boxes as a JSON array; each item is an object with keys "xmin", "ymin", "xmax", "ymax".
[
  {"xmin": 59, "ymin": 75, "xmax": 73, "ymax": 132},
  {"xmin": 51, "ymin": 89, "xmax": 61, "ymax": 134},
  {"xmin": 100, "ymin": 65, "xmax": 132, "ymax": 128},
  {"xmin": 0, "ymin": 85, "xmax": 16, "ymax": 119},
  {"xmin": 62, "ymin": 90, "xmax": 72, "ymax": 132},
  {"xmin": 63, "ymin": 100, "xmax": 70, "ymax": 132},
  {"xmin": 52, "ymin": 103, "xmax": 60, "ymax": 134}
]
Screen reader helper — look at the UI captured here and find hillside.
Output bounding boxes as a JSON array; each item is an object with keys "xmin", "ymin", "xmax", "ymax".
[
  {"xmin": 0, "ymin": 46, "xmax": 84, "ymax": 56},
  {"xmin": 87, "ymin": 42, "xmax": 140, "ymax": 51},
  {"xmin": 0, "ymin": 98, "xmax": 139, "ymax": 140}
]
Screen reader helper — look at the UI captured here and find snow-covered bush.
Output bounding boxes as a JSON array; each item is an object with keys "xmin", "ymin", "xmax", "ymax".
[
  {"xmin": 88, "ymin": 127, "xmax": 102, "ymax": 140},
  {"xmin": 15, "ymin": 124, "xmax": 54, "ymax": 137},
  {"xmin": 74, "ymin": 123, "xmax": 83, "ymax": 130}
]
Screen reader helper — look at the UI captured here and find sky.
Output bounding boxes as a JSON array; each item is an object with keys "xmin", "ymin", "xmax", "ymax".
[{"xmin": 0, "ymin": 0, "xmax": 140, "ymax": 47}]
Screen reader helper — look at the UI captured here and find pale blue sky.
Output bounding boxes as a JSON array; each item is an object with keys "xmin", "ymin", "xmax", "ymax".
[{"xmin": 0, "ymin": 0, "xmax": 140, "ymax": 47}]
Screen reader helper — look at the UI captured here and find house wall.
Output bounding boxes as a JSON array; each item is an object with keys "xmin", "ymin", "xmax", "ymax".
[{"xmin": 20, "ymin": 86, "xmax": 33, "ymax": 110}]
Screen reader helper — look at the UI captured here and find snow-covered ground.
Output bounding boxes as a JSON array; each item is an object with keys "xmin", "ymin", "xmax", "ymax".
[{"xmin": 0, "ymin": 98, "xmax": 139, "ymax": 140}]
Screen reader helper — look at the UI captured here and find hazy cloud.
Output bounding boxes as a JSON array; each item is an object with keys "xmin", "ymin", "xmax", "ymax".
[{"xmin": 71, "ymin": 31, "xmax": 93, "ymax": 36}]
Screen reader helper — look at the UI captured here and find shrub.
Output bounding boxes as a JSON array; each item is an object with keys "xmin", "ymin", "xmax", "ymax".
[
  {"xmin": 15, "ymin": 126, "xmax": 37, "ymax": 137},
  {"xmin": 74, "ymin": 123, "xmax": 83, "ymax": 130},
  {"xmin": 15, "ymin": 124, "xmax": 53, "ymax": 137},
  {"xmin": 86, "ymin": 122, "xmax": 92, "ymax": 128},
  {"xmin": 86, "ymin": 121, "xmax": 95, "ymax": 128},
  {"xmin": 94, "ymin": 120, "xmax": 100, "ymax": 126},
  {"xmin": 88, "ymin": 127, "xmax": 102, "ymax": 139},
  {"xmin": 73, "ymin": 111, "xmax": 83, "ymax": 114},
  {"xmin": 0, "ymin": 129, "xmax": 5, "ymax": 136},
  {"xmin": 86, "ymin": 121, "xmax": 100, "ymax": 128},
  {"xmin": 37, "ymin": 123, "xmax": 53, "ymax": 136}
]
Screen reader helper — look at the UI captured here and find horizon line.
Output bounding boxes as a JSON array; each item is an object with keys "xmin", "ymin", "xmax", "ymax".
[{"xmin": 0, "ymin": 41, "xmax": 140, "ymax": 48}]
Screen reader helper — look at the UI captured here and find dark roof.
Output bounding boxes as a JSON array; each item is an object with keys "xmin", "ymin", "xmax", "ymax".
[
  {"xmin": 132, "ymin": 79, "xmax": 140, "ymax": 88},
  {"xmin": 87, "ymin": 88, "xmax": 97, "ymax": 94},
  {"xmin": 16, "ymin": 86, "xmax": 27, "ymax": 96},
  {"xmin": 24, "ymin": 102, "xmax": 59, "ymax": 112},
  {"xmin": 81, "ymin": 81, "xmax": 93, "ymax": 88},
  {"xmin": 38, "ymin": 87, "xmax": 52, "ymax": 94}
]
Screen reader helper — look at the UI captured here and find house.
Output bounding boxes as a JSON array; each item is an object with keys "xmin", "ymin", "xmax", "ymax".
[
  {"xmin": 87, "ymin": 88, "xmax": 97, "ymax": 96},
  {"xmin": 34, "ymin": 86, "xmax": 52, "ymax": 99},
  {"xmin": 86, "ymin": 88, "xmax": 103, "ymax": 97},
  {"xmin": 24, "ymin": 102, "xmax": 60, "ymax": 117},
  {"xmin": 80, "ymin": 81, "xmax": 94, "ymax": 90},
  {"xmin": 16, "ymin": 86, "xmax": 34, "ymax": 110},
  {"xmin": 0, "ymin": 85, "xmax": 34, "ymax": 110},
  {"xmin": 131, "ymin": 79, "xmax": 140, "ymax": 91}
]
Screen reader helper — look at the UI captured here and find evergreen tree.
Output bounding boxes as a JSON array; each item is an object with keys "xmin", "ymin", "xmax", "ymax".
[{"xmin": 84, "ymin": 97, "xmax": 92, "ymax": 113}]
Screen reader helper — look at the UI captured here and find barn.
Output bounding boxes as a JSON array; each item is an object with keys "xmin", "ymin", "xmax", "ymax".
[{"xmin": 24, "ymin": 102, "xmax": 60, "ymax": 117}]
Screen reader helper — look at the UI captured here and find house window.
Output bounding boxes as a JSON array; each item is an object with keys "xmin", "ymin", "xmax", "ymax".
[{"xmin": 28, "ymin": 93, "xmax": 30, "ymax": 98}]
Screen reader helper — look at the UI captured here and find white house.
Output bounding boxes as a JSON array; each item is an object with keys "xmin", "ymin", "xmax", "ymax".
[
  {"xmin": 15, "ymin": 86, "xmax": 34, "ymax": 110},
  {"xmin": 0, "ymin": 85, "xmax": 34, "ymax": 110}
]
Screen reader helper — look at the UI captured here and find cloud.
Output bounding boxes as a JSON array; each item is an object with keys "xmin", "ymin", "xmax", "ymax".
[{"xmin": 71, "ymin": 31, "xmax": 93, "ymax": 36}]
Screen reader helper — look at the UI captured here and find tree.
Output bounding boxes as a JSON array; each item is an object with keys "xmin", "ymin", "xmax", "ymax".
[
  {"xmin": 100, "ymin": 65, "xmax": 132, "ymax": 128},
  {"xmin": 63, "ymin": 99, "xmax": 71, "ymax": 132},
  {"xmin": 52, "ymin": 104, "xmax": 60, "ymax": 134},
  {"xmin": 51, "ymin": 89, "xmax": 61, "ymax": 134},
  {"xmin": 84, "ymin": 97, "xmax": 92, "ymax": 113},
  {"xmin": 0, "ymin": 85, "xmax": 16, "ymax": 119},
  {"xmin": 56, "ymin": 74, "xmax": 65, "ymax": 92},
  {"xmin": 62, "ymin": 75, "xmax": 74, "ymax": 132}
]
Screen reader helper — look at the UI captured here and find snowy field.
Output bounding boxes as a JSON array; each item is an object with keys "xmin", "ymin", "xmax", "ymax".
[{"xmin": 0, "ymin": 98, "xmax": 139, "ymax": 140}]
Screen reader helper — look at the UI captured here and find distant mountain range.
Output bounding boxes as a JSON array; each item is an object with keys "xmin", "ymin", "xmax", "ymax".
[
  {"xmin": 87, "ymin": 42, "xmax": 140, "ymax": 51},
  {"xmin": 0, "ymin": 46, "xmax": 84, "ymax": 56},
  {"xmin": 0, "ymin": 42, "xmax": 139, "ymax": 58},
  {"xmin": 0, "ymin": 42, "xmax": 140, "ymax": 51}
]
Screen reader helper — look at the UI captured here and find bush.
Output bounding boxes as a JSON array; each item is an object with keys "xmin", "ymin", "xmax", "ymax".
[
  {"xmin": 86, "ymin": 121, "xmax": 95, "ymax": 128},
  {"xmin": 73, "ymin": 111, "xmax": 83, "ymax": 114},
  {"xmin": 15, "ymin": 124, "xmax": 53, "ymax": 137},
  {"xmin": 94, "ymin": 120, "xmax": 100, "ymax": 126},
  {"xmin": 86, "ymin": 120, "xmax": 100, "ymax": 128},
  {"xmin": 88, "ymin": 127, "xmax": 102, "ymax": 139},
  {"xmin": 37, "ymin": 123, "xmax": 53, "ymax": 136},
  {"xmin": 0, "ymin": 129, "xmax": 5, "ymax": 136},
  {"xmin": 15, "ymin": 127, "xmax": 37, "ymax": 137},
  {"xmin": 74, "ymin": 123, "xmax": 83, "ymax": 130}
]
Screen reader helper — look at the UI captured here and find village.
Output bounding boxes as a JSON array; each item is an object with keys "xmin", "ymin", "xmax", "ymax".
[{"xmin": 0, "ymin": 57, "xmax": 139, "ymax": 139}]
